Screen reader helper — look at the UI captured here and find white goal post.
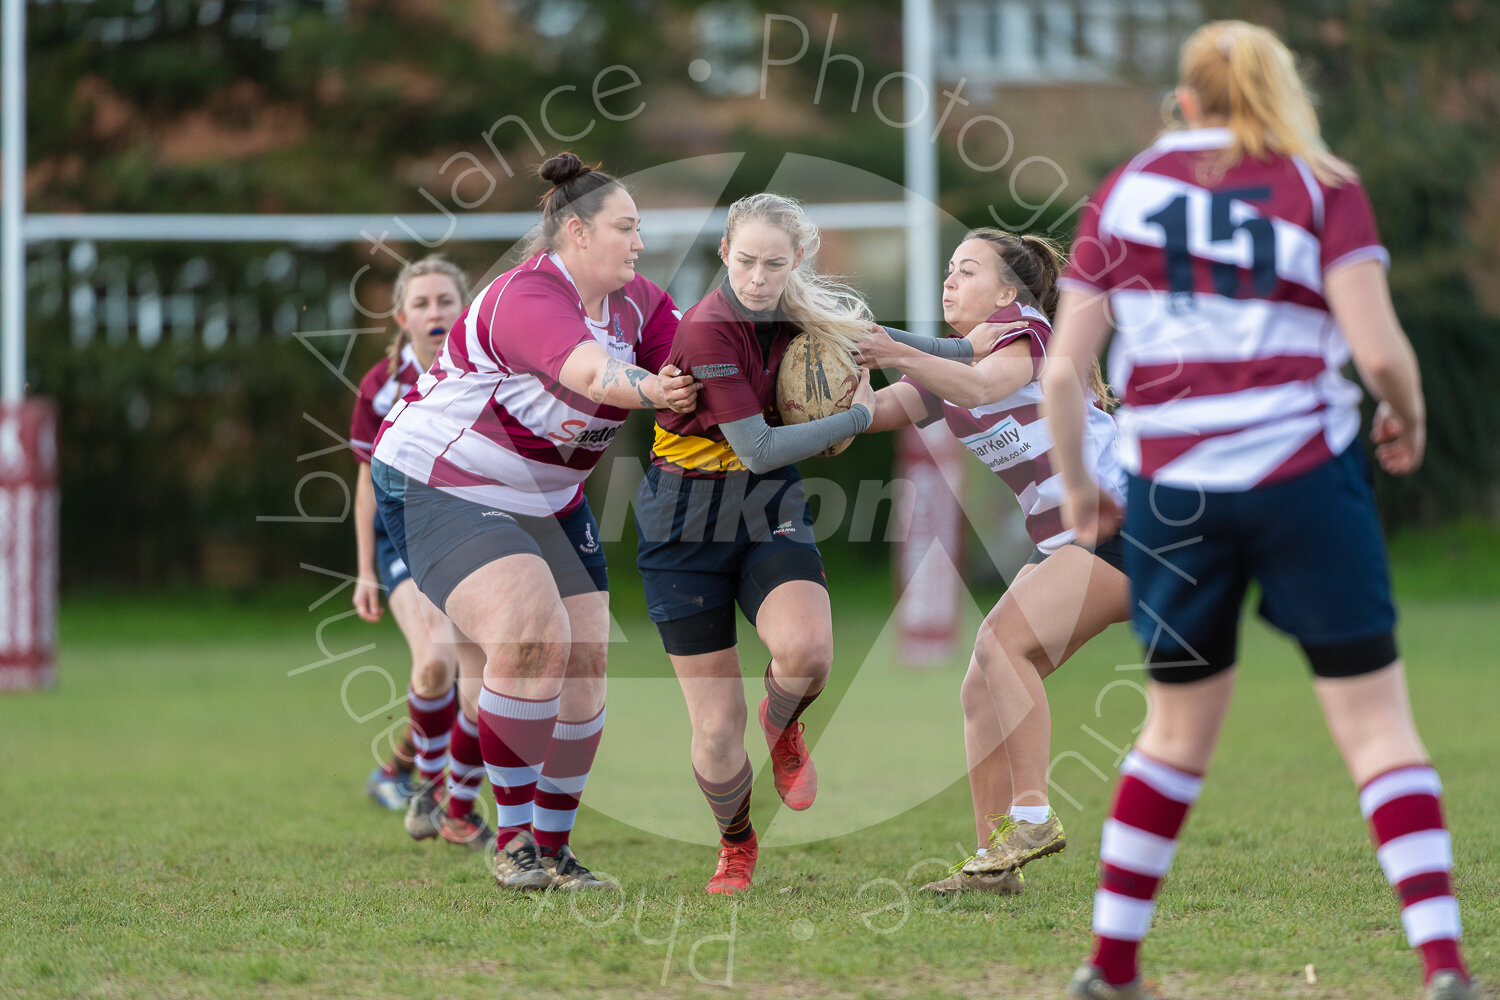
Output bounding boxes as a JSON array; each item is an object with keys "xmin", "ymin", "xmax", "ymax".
[{"xmin": 0, "ymin": 0, "xmax": 963, "ymax": 673}]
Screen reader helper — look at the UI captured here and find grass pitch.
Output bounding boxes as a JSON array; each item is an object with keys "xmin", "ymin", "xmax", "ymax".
[{"xmin": 1, "ymin": 569, "xmax": 1495, "ymax": 999}]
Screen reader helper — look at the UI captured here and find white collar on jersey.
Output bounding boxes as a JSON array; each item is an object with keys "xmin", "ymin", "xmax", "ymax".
[
  {"xmin": 399, "ymin": 342, "xmax": 420, "ymax": 369},
  {"xmin": 546, "ymin": 251, "xmax": 612, "ymax": 327},
  {"xmin": 1017, "ymin": 302, "xmax": 1049, "ymax": 325},
  {"xmin": 1151, "ymin": 126, "xmax": 1234, "ymax": 152}
]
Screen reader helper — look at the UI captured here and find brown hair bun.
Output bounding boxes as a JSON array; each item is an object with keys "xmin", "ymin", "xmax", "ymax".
[
  {"xmin": 539, "ymin": 153, "xmax": 589, "ymax": 187},
  {"xmin": 527, "ymin": 154, "xmax": 623, "ymax": 254}
]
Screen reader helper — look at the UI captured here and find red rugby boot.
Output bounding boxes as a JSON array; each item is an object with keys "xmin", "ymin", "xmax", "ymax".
[
  {"xmin": 705, "ymin": 835, "xmax": 757, "ymax": 895},
  {"xmin": 758, "ymin": 697, "xmax": 817, "ymax": 810}
]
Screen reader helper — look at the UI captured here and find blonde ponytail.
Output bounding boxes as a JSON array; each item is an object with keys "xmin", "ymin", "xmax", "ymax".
[
  {"xmin": 722, "ymin": 193, "xmax": 872, "ymax": 355},
  {"xmin": 1179, "ymin": 20, "xmax": 1356, "ymax": 187}
]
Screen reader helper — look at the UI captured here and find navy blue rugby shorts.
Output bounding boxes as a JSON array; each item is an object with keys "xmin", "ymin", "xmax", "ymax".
[
  {"xmin": 635, "ymin": 464, "xmax": 826, "ymax": 654},
  {"xmin": 1123, "ymin": 444, "xmax": 1397, "ymax": 684},
  {"xmin": 372, "ymin": 460, "xmax": 607, "ymax": 612}
]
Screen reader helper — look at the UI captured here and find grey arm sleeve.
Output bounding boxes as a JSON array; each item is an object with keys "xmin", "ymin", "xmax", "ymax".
[
  {"xmin": 883, "ymin": 325, "xmax": 974, "ymax": 361},
  {"xmin": 720, "ymin": 405, "xmax": 872, "ymax": 474}
]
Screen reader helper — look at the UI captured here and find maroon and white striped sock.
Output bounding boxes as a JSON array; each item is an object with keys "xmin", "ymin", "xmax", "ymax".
[
  {"xmin": 695, "ymin": 759, "xmax": 755, "ymax": 845},
  {"xmin": 408, "ymin": 685, "xmax": 456, "ymax": 787},
  {"xmin": 533, "ymin": 707, "xmax": 605, "ymax": 852},
  {"xmin": 1090, "ymin": 750, "xmax": 1204, "ymax": 987},
  {"xmin": 1360, "ymin": 765, "xmax": 1469, "ymax": 985},
  {"xmin": 477, "ymin": 686, "xmax": 558, "ymax": 843},
  {"xmin": 446, "ymin": 712, "xmax": 484, "ymax": 820},
  {"xmin": 762, "ymin": 662, "xmax": 821, "ymax": 734}
]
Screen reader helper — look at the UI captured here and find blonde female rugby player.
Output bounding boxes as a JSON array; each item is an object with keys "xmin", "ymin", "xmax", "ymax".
[
  {"xmin": 1045, "ymin": 21, "xmax": 1471, "ymax": 1000},
  {"xmin": 353, "ymin": 256, "xmax": 491, "ymax": 851},
  {"xmin": 634, "ymin": 193, "xmax": 887, "ymax": 895}
]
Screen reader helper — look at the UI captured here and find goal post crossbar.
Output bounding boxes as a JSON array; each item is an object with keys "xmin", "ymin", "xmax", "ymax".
[{"xmin": 19, "ymin": 203, "xmax": 913, "ymax": 245}]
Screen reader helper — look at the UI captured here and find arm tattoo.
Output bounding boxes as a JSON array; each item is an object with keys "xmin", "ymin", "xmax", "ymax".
[
  {"xmin": 596, "ymin": 358, "xmax": 624, "ymax": 402},
  {"xmin": 623, "ymin": 366, "xmax": 653, "ymax": 406},
  {"xmin": 598, "ymin": 358, "xmax": 655, "ymax": 407}
]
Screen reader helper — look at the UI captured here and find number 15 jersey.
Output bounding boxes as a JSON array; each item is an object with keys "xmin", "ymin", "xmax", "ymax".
[{"xmin": 1060, "ymin": 126, "xmax": 1388, "ymax": 492}]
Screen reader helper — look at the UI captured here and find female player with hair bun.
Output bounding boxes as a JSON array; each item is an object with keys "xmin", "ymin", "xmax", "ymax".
[
  {"xmin": 372, "ymin": 153, "xmax": 699, "ymax": 893},
  {"xmin": 354, "ymin": 255, "xmax": 493, "ymax": 853},
  {"xmin": 856, "ymin": 228, "xmax": 1130, "ymax": 897},
  {"xmin": 635, "ymin": 192, "xmax": 885, "ymax": 895},
  {"xmin": 1044, "ymin": 21, "xmax": 1473, "ymax": 1000}
]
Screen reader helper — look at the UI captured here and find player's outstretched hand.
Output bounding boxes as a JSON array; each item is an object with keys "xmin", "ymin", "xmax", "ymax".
[
  {"xmin": 964, "ymin": 320, "xmax": 1029, "ymax": 357},
  {"xmin": 353, "ymin": 577, "xmax": 383, "ymax": 623},
  {"xmin": 1371, "ymin": 400, "xmax": 1424, "ymax": 476},
  {"xmin": 852, "ymin": 367, "xmax": 876, "ymax": 421},
  {"xmin": 1061, "ymin": 483, "xmax": 1122, "ymax": 548},
  {"xmin": 658, "ymin": 364, "xmax": 700, "ymax": 414},
  {"xmin": 852, "ymin": 324, "xmax": 905, "ymax": 368}
]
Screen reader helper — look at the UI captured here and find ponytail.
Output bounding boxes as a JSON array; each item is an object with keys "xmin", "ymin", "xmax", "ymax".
[
  {"xmin": 966, "ymin": 227, "xmax": 1116, "ymax": 408},
  {"xmin": 1178, "ymin": 20, "xmax": 1356, "ymax": 187}
]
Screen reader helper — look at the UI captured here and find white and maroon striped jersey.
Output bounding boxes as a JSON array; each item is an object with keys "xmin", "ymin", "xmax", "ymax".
[
  {"xmin": 349, "ymin": 344, "xmax": 423, "ymax": 464},
  {"xmin": 1061, "ymin": 127, "xmax": 1388, "ymax": 491},
  {"xmin": 373, "ymin": 252, "xmax": 680, "ymax": 517},
  {"xmin": 907, "ymin": 303, "xmax": 1126, "ymax": 554}
]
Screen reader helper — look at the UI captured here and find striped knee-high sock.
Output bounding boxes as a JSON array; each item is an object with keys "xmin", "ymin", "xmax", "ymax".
[
  {"xmin": 409, "ymin": 685, "xmax": 456, "ymax": 787},
  {"xmin": 445, "ymin": 712, "xmax": 484, "ymax": 819},
  {"xmin": 762, "ymin": 662, "xmax": 821, "ymax": 734},
  {"xmin": 695, "ymin": 759, "xmax": 754, "ymax": 845},
  {"xmin": 477, "ymin": 686, "xmax": 558, "ymax": 843},
  {"xmin": 1089, "ymin": 750, "xmax": 1204, "ymax": 987},
  {"xmin": 533, "ymin": 707, "xmax": 605, "ymax": 852},
  {"xmin": 1361, "ymin": 765, "xmax": 1469, "ymax": 985}
]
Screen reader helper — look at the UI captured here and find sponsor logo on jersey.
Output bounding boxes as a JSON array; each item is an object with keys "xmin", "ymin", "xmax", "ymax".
[
  {"xmin": 691, "ymin": 364, "xmax": 740, "ymax": 379},
  {"xmin": 578, "ymin": 522, "xmax": 600, "ymax": 554},
  {"xmin": 967, "ymin": 417, "xmax": 1030, "ymax": 468},
  {"xmin": 547, "ymin": 420, "xmax": 619, "ymax": 448},
  {"xmin": 480, "ymin": 510, "xmax": 513, "ymax": 520},
  {"xmin": 772, "ymin": 520, "xmax": 797, "ymax": 537}
]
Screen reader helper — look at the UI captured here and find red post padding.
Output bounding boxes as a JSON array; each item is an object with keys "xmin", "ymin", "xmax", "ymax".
[
  {"xmin": 0, "ymin": 399, "xmax": 58, "ymax": 691},
  {"xmin": 893, "ymin": 421, "xmax": 966, "ymax": 667}
]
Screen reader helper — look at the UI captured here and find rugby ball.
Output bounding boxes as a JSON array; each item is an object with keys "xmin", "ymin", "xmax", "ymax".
[{"xmin": 776, "ymin": 333, "xmax": 861, "ymax": 457}]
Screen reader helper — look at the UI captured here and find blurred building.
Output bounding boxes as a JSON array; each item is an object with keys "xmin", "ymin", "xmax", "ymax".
[{"xmin": 930, "ymin": 0, "xmax": 1198, "ymax": 185}]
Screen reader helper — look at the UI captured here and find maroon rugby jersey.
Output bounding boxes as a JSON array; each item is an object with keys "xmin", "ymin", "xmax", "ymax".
[
  {"xmin": 373, "ymin": 251, "xmax": 679, "ymax": 516},
  {"xmin": 350, "ymin": 344, "xmax": 423, "ymax": 464},
  {"xmin": 1061, "ymin": 126, "xmax": 1387, "ymax": 490},
  {"xmin": 652, "ymin": 284, "xmax": 797, "ymax": 477}
]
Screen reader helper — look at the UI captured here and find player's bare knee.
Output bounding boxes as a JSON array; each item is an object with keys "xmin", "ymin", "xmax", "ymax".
[
  {"xmin": 410, "ymin": 655, "xmax": 456, "ymax": 698},
  {"xmin": 519, "ymin": 639, "xmax": 568, "ymax": 677},
  {"xmin": 696, "ymin": 713, "xmax": 748, "ymax": 757},
  {"xmin": 973, "ymin": 635, "xmax": 1030, "ymax": 684},
  {"xmin": 990, "ymin": 632, "xmax": 1050, "ymax": 680},
  {"xmin": 566, "ymin": 643, "xmax": 608, "ymax": 680},
  {"xmin": 483, "ymin": 640, "xmax": 565, "ymax": 681},
  {"xmin": 959, "ymin": 668, "xmax": 990, "ymax": 719},
  {"xmin": 775, "ymin": 638, "xmax": 833, "ymax": 684}
]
